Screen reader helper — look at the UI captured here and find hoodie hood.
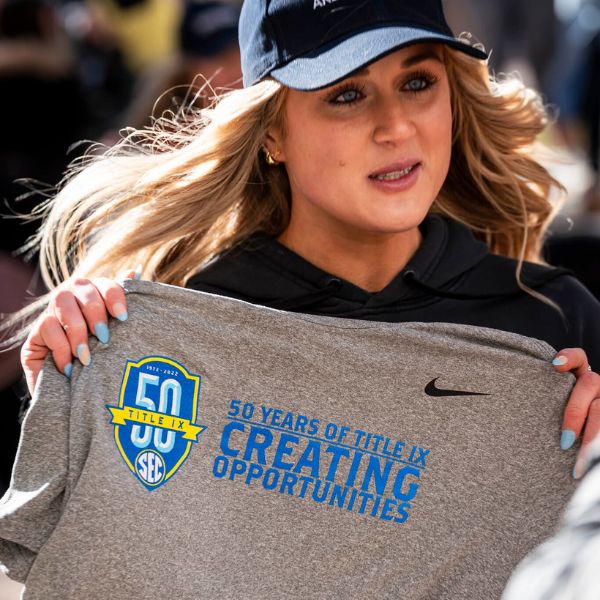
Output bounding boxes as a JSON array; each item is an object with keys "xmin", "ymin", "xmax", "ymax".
[
  {"xmin": 186, "ymin": 214, "xmax": 571, "ymax": 316},
  {"xmin": 183, "ymin": 213, "xmax": 599, "ymax": 373},
  {"xmin": 187, "ymin": 215, "xmax": 569, "ymax": 320}
]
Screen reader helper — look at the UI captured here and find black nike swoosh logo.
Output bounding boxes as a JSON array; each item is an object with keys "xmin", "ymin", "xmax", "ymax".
[{"xmin": 424, "ymin": 378, "xmax": 489, "ymax": 397}]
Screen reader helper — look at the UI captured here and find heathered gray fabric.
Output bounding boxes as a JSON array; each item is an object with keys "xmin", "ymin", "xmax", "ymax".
[{"xmin": 0, "ymin": 279, "xmax": 578, "ymax": 599}]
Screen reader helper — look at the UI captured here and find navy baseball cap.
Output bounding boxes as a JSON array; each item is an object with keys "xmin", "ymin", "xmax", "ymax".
[{"xmin": 239, "ymin": 0, "xmax": 487, "ymax": 90}]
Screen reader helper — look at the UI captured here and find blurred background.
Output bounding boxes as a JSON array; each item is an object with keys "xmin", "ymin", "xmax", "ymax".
[{"xmin": 0, "ymin": 0, "xmax": 598, "ymax": 595}]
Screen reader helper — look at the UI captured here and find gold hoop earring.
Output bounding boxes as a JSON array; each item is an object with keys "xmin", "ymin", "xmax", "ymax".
[{"xmin": 264, "ymin": 147, "xmax": 280, "ymax": 165}]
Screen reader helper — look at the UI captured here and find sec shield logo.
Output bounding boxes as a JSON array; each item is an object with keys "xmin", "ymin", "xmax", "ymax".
[{"xmin": 106, "ymin": 356, "xmax": 206, "ymax": 491}]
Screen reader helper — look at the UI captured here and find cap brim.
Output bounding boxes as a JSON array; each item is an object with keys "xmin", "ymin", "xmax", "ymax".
[{"xmin": 269, "ymin": 26, "xmax": 487, "ymax": 91}]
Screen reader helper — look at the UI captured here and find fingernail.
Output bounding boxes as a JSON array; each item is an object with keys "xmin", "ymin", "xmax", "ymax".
[
  {"xmin": 560, "ymin": 429, "xmax": 576, "ymax": 450},
  {"xmin": 76, "ymin": 343, "xmax": 91, "ymax": 366},
  {"xmin": 94, "ymin": 322, "xmax": 110, "ymax": 344},
  {"xmin": 113, "ymin": 302, "xmax": 128, "ymax": 321},
  {"xmin": 573, "ymin": 464, "xmax": 579, "ymax": 480},
  {"xmin": 134, "ymin": 264, "xmax": 142, "ymax": 280},
  {"xmin": 64, "ymin": 362, "xmax": 73, "ymax": 379},
  {"xmin": 552, "ymin": 355, "xmax": 568, "ymax": 366}
]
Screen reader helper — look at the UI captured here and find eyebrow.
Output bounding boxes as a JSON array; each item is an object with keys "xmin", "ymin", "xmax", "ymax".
[{"xmin": 353, "ymin": 49, "xmax": 443, "ymax": 77}]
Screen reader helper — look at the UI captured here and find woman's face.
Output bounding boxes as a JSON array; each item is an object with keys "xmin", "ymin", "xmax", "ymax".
[{"xmin": 269, "ymin": 43, "xmax": 453, "ymax": 239}]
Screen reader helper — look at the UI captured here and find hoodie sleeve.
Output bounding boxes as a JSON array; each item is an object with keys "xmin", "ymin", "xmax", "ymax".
[
  {"xmin": 560, "ymin": 276, "xmax": 600, "ymax": 371},
  {"xmin": 0, "ymin": 359, "xmax": 71, "ymax": 583}
]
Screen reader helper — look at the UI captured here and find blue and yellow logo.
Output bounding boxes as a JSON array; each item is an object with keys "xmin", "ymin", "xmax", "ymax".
[{"xmin": 106, "ymin": 356, "xmax": 206, "ymax": 491}]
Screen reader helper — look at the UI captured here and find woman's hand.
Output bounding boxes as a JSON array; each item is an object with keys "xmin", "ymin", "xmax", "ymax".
[
  {"xmin": 21, "ymin": 270, "xmax": 138, "ymax": 394},
  {"xmin": 552, "ymin": 348, "xmax": 600, "ymax": 478}
]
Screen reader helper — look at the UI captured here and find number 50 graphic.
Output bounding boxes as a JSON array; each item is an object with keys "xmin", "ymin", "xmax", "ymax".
[
  {"xmin": 130, "ymin": 373, "xmax": 182, "ymax": 453},
  {"xmin": 107, "ymin": 356, "xmax": 206, "ymax": 491}
]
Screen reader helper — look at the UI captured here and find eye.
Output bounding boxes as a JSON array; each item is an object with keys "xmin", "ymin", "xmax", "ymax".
[
  {"xmin": 327, "ymin": 83, "xmax": 366, "ymax": 105},
  {"xmin": 337, "ymin": 89, "xmax": 361, "ymax": 103},
  {"xmin": 402, "ymin": 70, "xmax": 439, "ymax": 95},
  {"xmin": 405, "ymin": 78, "xmax": 428, "ymax": 92}
]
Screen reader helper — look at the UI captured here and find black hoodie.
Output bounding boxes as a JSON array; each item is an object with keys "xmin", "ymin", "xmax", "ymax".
[{"xmin": 187, "ymin": 214, "xmax": 600, "ymax": 369}]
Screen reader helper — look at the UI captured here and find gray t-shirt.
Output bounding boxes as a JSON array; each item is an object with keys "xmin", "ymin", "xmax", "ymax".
[{"xmin": 0, "ymin": 280, "xmax": 577, "ymax": 599}]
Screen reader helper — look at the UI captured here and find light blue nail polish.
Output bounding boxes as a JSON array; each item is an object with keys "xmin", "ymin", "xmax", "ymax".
[
  {"xmin": 76, "ymin": 343, "xmax": 92, "ymax": 366},
  {"xmin": 64, "ymin": 362, "xmax": 73, "ymax": 379},
  {"xmin": 572, "ymin": 465, "xmax": 579, "ymax": 480},
  {"xmin": 552, "ymin": 356, "xmax": 568, "ymax": 366},
  {"xmin": 560, "ymin": 429, "xmax": 576, "ymax": 450},
  {"xmin": 116, "ymin": 311, "xmax": 128, "ymax": 322},
  {"xmin": 134, "ymin": 264, "xmax": 142, "ymax": 280},
  {"xmin": 94, "ymin": 322, "xmax": 110, "ymax": 344}
]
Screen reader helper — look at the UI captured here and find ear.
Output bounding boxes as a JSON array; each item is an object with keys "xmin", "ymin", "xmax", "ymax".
[{"xmin": 264, "ymin": 128, "xmax": 286, "ymax": 162}]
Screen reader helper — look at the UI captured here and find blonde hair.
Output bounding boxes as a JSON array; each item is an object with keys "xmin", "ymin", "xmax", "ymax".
[
  {"xmin": 435, "ymin": 45, "xmax": 563, "ymax": 264},
  {"xmin": 7, "ymin": 39, "xmax": 565, "ymax": 338},
  {"xmin": 36, "ymin": 79, "xmax": 290, "ymax": 289}
]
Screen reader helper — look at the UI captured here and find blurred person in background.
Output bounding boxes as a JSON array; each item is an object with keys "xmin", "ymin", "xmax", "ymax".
[
  {"xmin": 0, "ymin": 0, "xmax": 181, "ymax": 581},
  {"xmin": 503, "ymin": 432, "xmax": 600, "ymax": 600},
  {"xmin": 0, "ymin": 0, "xmax": 92, "ymax": 255},
  {"xmin": 0, "ymin": 0, "xmax": 240, "ymax": 498},
  {"xmin": 0, "ymin": 0, "xmax": 91, "ymax": 495},
  {"xmin": 480, "ymin": 8, "xmax": 600, "ymax": 593},
  {"xmin": 544, "ymin": 0, "xmax": 600, "ymax": 300},
  {"xmin": 57, "ymin": 0, "xmax": 181, "ymax": 141},
  {"xmin": 447, "ymin": 0, "xmax": 600, "ymax": 301},
  {"xmin": 57, "ymin": 0, "xmax": 136, "ymax": 137},
  {"xmin": 445, "ymin": 0, "xmax": 558, "ymax": 92},
  {"xmin": 85, "ymin": 0, "xmax": 180, "ymax": 75},
  {"xmin": 110, "ymin": 0, "xmax": 242, "ymax": 138}
]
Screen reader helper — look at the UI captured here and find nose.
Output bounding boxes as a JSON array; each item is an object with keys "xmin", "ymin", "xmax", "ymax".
[{"xmin": 371, "ymin": 96, "xmax": 417, "ymax": 146}]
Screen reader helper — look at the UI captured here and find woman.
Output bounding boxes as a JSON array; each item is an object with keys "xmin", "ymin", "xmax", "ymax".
[
  {"xmin": 3, "ymin": 0, "xmax": 600, "ymax": 596},
  {"xmin": 17, "ymin": 0, "xmax": 600, "ymax": 473}
]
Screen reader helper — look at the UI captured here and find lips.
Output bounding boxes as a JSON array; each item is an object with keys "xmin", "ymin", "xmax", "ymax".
[{"xmin": 368, "ymin": 160, "xmax": 421, "ymax": 181}]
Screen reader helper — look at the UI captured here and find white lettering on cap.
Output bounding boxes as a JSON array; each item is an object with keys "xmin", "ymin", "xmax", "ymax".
[{"xmin": 314, "ymin": 0, "xmax": 343, "ymax": 9}]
